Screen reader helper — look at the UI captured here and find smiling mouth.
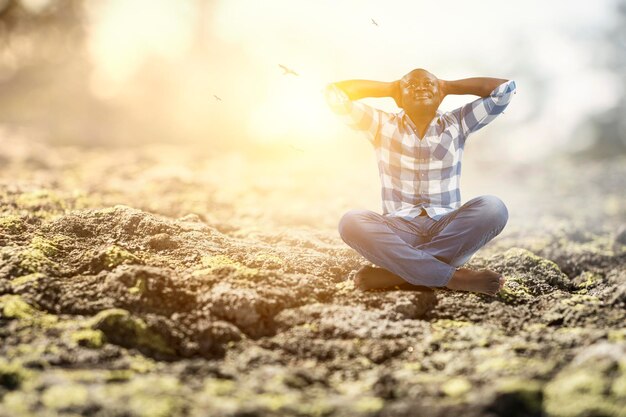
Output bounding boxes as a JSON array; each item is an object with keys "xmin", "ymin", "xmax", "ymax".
[{"xmin": 414, "ymin": 93, "xmax": 432, "ymax": 99}]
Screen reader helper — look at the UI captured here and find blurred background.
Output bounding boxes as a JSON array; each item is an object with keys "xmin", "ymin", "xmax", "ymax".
[{"xmin": 0, "ymin": 0, "xmax": 624, "ymax": 233}]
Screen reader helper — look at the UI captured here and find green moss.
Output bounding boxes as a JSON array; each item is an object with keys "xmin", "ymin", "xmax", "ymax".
[
  {"xmin": 17, "ymin": 242, "xmax": 59, "ymax": 274},
  {"xmin": 128, "ymin": 275, "xmax": 146, "ymax": 294},
  {"xmin": 15, "ymin": 189, "xmax": 67, "ymax": 213},
  {"xmin": 104, "ymin": 375, "xmax": 182, "ymax": 417},
  {"xmin": 10, "ymin": 272, "xmax": 45, "ymax": 289},
  {"xmin": 87, "ymin": 309, "xmax": 175, "ymax": 356},
  {"xmin": 496, "ymin": 248, "xmax": 568, "ymax": 300},
  {"xmin": 503, "ymin": 248, "xmax": 553, "ymax": 267},
  {"xmin": 103, "ymin": 245, "xmax": 140, "ymax": 269},
  {"xmin": 300, "ymin": 322, "xmax": 319, "ymax": 332},
  {"xmin": 295, "ymin": 400, "xmax": 334, "ymax": 417},
  {"xmin": 611, "ymin": 362, "xmax": 626, "ymax": 398},
  {"xmin": 193, "ymin": 254, "xmax": 258, "ymax": 277},
  {"xmin": 544, "ymin": 368, "xmax": 618, "ymax": 417},
  {"xmin": 0, "ymin": 295, "xmax": 58, "ymax": 327},
  {"xmin": 203, "ymin": 378, "xmax": 237, "ymax": 396},
  {"xmin": 255, "ymin": 393, "xmax": 294, "ymax": 412},
  {"xmin": 351, "ymin": 396, "xmax": 384, "ymax": 413},
  {"xmin": 41, "ymin": 384, "xmax": 89, "ymax": 410},
  {"xmin": 106, "ymin": 369, "xmax": 134, "ymax": 382},
  {"xmin": 476, "ymin": 354, "xmax": 555, "ymax": 377},
  {"xmin": 608, "ymin": 328, "xmax": 626, "ymax": 342},
  {"xmin": 71, "ymin": 329, "xmax": 106, "ymax": 349},
  {"xmin": 403, "ymin": 362, "xmax": 423, "ymax": 371},
  {"xmin": 432, "ymin": 319, "xmax": 472, "ymax": 329},
  {"xmin": 1, "ymin": 390, "xmax": 36, "ymax": 415},
  {"xmin": 524, "ymin": 323, "xmax": 547, "ymax": 332},
  {"xmin": 498, "ymin": 280, "xmax": 533, "ymax": 303},
  {"xmin": 0, "ymin": 214, "xmax": 24, "ymax": 233},
  {"xmin": 129, "ymin": 395, "xmax": 177, "ymax": 417},
  {"xmin": 128, "ymin": 354, "xmax": 157, "ymax": 373},
  {"xmin": 560, "ymin": 294, "xmax": 601, "ymax": 307},
  {"xmin": 543, "ymin": 349, "xmax": 625, "ymax": 417},
  {"xmin": 441, "ymin": 377, "xmax": 472, "ymax": 398},
  {"xmin": 0, "ymin": 295, "xmax": 37, "ymax": 320},
  {"xmin": 573, "ymin": 271, "xmax": 601, "ymax": 292},
  {"xmin": 30, "ymin": 235, "xmax": 64, "ymax": 257}
]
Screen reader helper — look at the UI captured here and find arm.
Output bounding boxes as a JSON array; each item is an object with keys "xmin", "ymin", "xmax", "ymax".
[
  {"xmin": 331, "ymin": 79, "xmax": 397, "ymax": 101},
  {"xmin": 324, "ymin": 81, "xmax": 396, "ymax": 146},
  {"xmin": 440, "ymin": 77, "xmax": 509, "ymax": 99},
  {"xmin": 446, "ymin": 78, "xmax": 517, "ymax": 139}
]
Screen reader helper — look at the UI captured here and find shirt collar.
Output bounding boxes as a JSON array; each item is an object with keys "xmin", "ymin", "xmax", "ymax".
[{"xmin": 398, "ymin": 109, "xmax": 444, "ymax": 132}]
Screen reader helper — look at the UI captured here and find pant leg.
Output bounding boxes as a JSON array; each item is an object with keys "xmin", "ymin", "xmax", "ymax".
[
  {"xmin": 338, "ymin": 209, "xmax": 456, "ymax": 287},
  {"xmin": 417, "ymin": 195, "xmax": 509, "ymax": 268}
]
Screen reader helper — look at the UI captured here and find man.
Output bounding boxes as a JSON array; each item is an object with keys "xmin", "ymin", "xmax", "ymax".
[{"xmin": 325, "ymin": 68, "xmax": 516, "ymax": 296}]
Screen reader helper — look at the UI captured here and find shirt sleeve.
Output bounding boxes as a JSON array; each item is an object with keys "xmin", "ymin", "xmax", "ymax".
[
  {"xmin": 324, "ymin": 84, "xmax": 392, "ymax": 146},
  {"xmin": 450, "ymin": 80, "xmax": 516, "ymax": 139}
]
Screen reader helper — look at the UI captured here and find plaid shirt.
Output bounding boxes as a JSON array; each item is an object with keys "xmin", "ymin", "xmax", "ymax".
[{"xmin": 325, "ymin": 80, "xmax": 516, "ymax": 220}]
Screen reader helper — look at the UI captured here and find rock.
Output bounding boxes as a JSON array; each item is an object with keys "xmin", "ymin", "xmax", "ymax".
[
  {"xmin": 488, "ymin": 248, "xmax": 570, "ymax": 304},
  {"xmin": 197, "ymin": 320, "xmax": 243, "ymax": 358},
  {"xmin": 204, "ymin": 281, "xmax": 300, "ymax": 338},
  {"xmin": 544, "ymin": 342, "xmax": 626, "ymax": 417},
  {"xmin": 486, "ymin": 379, "xmax": 543, "ymax": 417},
  {"xmin": 275, "ymin": 303, "xmax": 431, "ymax": 339},
  {"xmin": 87, "ymin": 308, "xmax": 176, "ymax": 359}
]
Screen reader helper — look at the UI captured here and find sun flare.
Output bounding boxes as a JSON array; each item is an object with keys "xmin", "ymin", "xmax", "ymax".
[{"xmin": 248, "ymin": 74, "xmax": 340, "ymax": 148}]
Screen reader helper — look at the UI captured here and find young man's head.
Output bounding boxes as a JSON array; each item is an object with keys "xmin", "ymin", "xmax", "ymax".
[{"xmin": 394, "ymin": 68, "xmax": 443, "ymax": 114}]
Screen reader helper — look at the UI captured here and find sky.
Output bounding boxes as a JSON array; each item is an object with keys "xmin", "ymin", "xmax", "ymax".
[{"xmin": 84, "ymin": 0, "xmax": 621, "ymax": 161}]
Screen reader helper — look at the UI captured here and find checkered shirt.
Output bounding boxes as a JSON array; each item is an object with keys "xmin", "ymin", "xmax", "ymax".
[{"xmin": 325, "ymin": 80, "xmax": 516, "ymax": 221}]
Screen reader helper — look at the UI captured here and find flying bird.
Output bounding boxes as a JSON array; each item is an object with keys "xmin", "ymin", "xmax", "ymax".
[
  {"xmin": 289, "ymin": 144, "xmax": 305, "ymax": 152},
  {"xmin": 213, "ymin": 95, "xmax": 222, "ymax": 101},
  {"xmin": 371, "ymin": 18, "xmax": 378, "ymax": 26},
  {"xmin": 279, "ymin": 64, "xmax": 299, "ymax": 76}
]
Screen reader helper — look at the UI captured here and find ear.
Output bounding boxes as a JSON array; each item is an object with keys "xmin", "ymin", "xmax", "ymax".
[{"xmin": 391, "ymin": 80, "xmax": 403, "ymax": 108}]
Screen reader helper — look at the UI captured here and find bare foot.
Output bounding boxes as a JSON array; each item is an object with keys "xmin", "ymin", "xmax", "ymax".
[
  {"xmin": 354, "ymin": 266, "xmax": 430, "ymax": 291},
  {"xmin": 445, "ymin": 268, "xmax": 505, "ymax": 296}
]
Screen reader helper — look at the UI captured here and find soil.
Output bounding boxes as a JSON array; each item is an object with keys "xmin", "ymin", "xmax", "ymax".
[{"xmin": 0, "ymin": 137, "xmax": 624, "ymax": 417}]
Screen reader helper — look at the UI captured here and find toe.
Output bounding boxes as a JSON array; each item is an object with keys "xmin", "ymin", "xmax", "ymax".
[{"xmin": 499, "ymin": 276, "xmax": 506, "ymax": 290}]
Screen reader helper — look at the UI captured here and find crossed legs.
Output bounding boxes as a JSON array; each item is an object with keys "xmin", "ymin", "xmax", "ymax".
[{"xmin": 338, "ymin": 195, "xmax": 508, "ymax": 295}]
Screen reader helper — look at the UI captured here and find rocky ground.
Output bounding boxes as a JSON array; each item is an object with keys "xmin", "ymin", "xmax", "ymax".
[{"xmin": 0, "ymin": 136, "xmax": 624, "ymax": 417}]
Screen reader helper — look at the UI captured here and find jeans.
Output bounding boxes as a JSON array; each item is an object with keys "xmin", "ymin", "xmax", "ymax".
[{"xmin": 338, "ymin": 195, "xmax": 509, "ymax": 287}]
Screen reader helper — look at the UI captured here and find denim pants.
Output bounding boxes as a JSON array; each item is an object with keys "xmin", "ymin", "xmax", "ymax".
[{"xmin": 338, "ymin": 195, "xmax": 509, "ymax": 287}]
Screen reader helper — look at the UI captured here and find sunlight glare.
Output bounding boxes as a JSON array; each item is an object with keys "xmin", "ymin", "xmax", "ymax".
[
  {"xmin": 248, "ymin": 74, "xmax": 340, "ymax": 147},
  {"xmin": 86, "ymin": 0, "xmax": 194, "ymax": 97}
]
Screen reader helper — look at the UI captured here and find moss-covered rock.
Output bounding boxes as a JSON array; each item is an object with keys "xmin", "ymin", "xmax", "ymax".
[
  {"xmin": 41, "ymin": 383, "xmax": 90, "ymax": 411},
  {"xmin": 489, "ymin": 248, "xmax": 569, "ymax": 304},
  {"xmin": 87, "ymin": 308, "xmax": 175, "ymax": 358},
  {"xmin": 193, "ymin": 254, "xmax": 259, "ymax": 277},
  {"xmin": 0, "ymin": 214, "xmax": 25, "ymax": 234},
  {"xmin": 441, "ymin": 377, "xmax": 472, "ymax": 398},
  {"xmin": 0, "ymin": 294, "xmax": 38, "ymax": 320},
  {"xmin": 544, "ymin": 342, "xmax": 625, "ymax": 417},
  {"xmin": 70, "ymin": 328, "xmax": 106, "ymax": 349},
  {"xmin": 10, "ymin": 273, "xmax": 45, "ymax": 291},
  {"xmin": 0, "ymin": 294, "xmax": 57, "ymax": 326}
]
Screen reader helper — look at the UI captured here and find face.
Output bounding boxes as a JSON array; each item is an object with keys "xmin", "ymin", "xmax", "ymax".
[{"xmin": 399, "ymin": 70, "xmax": 442, "ymax": 112}]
